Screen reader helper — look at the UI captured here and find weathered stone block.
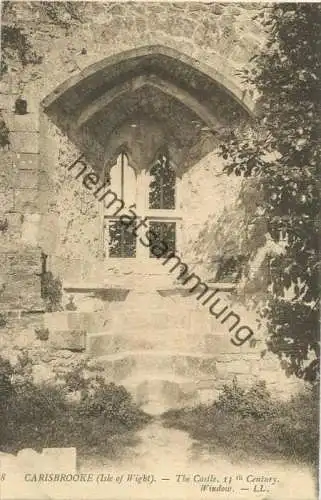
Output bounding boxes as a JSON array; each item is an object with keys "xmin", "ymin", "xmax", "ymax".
[
  {"xmin": 88, "ymin": 332, "xmax": 115, "ymax": 356},
  {"xmin": 14, "ymin": 188, "xmax": 39, "ymax": 212},
  {"xmin": 0, "ymin": 288, "xmax": 22, "ymax": 308},
  {"xmin": 0, "ymin": 165, "xmax": 18, "ymax": 190},
  {"xmin": 21, "ymin": 213, "xmax": 41, "ymax": 245},
  {"xmin": 49, "ymin": 329, "xmax": 86, "ymax": 351},
  {"xmin": 1, "ymin": 230, "xmax": 23, "ymax": 248},
  {"xmin": 4, "ymin": 112, "xmax": 39, "ymax": 132},
  {"xmin": 216, "ymin": 359, "xmax": 252, "ymax": 377},
  {"xmin": 6, "ymin": 249, "xmax": 42, "ymax": 275},
  {"xmin": 199, "ymin": 357, "xmax": 217, "ymax": 376},
  {"xmin": 14, "ymin": 275, "xmax": 41, "ymax": 293},
  {"xmin": 44, "ymin": 311, "xmax": 104, "ymax": 334},
  {"xmin": 11, "ymin": 275, "xmax": 43, "ymax": 310},
  {"xmin": 257, "ymin": 370, "xmax": 288, "ymax": 384},
  {"xmin": 0, "ymin": 255, "xmax": 6, "ymax": 276},
  {"xmin": 17, "ymin": 169, "xmax": 38, "ymax": 189},
  {"xmin": 113, "ymin": 355, "xmax": 136, "ymax": 381},
  {"xmin": 0, "ymin": 190, "xmax": 14, "ymax": 212},
  {"xmin": 24, "ymin": 299, "xmax": 45, "ymax": 314},
  {"xmin": 195, "ymin": 379, "xmax": 216, "ymax": 390},
  {"xmin": 205, "ymin": 332, "xmax": 236, "ymax": 353},
  {"xmin": 38, "ymin": 170, "xmax": 50, "ymax": 190},
  {"xmin": 37, "ymin": 212, "xmax": 60, "ymax": 252},
  {"xmin": 19, "ymin": 312, "xmax": 44, "ymax": 329},
  {"xmin": 10, "ymin": 132, "xmax": 39, "ymax": 154},
  {"xmin": 6, "ymin": 309, "xmax": 21, "ymax": 319},
  {"xmin": 14, "ymin": 153, "xmax": 39, "ymax": 170},
  {"xmin": 0, "ymin": 93, "xmax": 18, "ymax": 111},
  {"xmin": 0, "ymin": 152, "xmax": 15, "ymax": 170}
]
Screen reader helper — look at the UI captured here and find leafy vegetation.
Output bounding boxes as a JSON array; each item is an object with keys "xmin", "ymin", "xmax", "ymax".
[
  {"xmin": 163, "ymin": 379, "xmax": 319, "ymax": 467},
  {"xmin": 0, "ymin": 24, "xmax": 42, "ymax": 76},
  {"xmin": 0, "ymin": 116, "xmax": 10, "ymax": 149},
  {"xmin": 1, "ymin": 1, "xmax": 84, "ymax": 76},
  {"xmin": 40, "ymin": 271, "xmax": 63, "ymax": 312},
  {"xmin": 0, "ymin": 1, "xmax": 84, "ymax": 145},
  {"xmin": 0, "ymin": 354, "xmax": 150, "ymax": 455},
  {"xmin": 220, "ymin": 4, "xmax": 321, "ymax": 382},
  {"xmin": 0, "ymin": 313, "xmax": 8, "ymax": 328}
]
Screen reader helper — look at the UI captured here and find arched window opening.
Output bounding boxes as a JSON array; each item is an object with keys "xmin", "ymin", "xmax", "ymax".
[
  {"xmin": 149, "ymin": 151, "xmax": 176, "ymax": 209},
  {"xmin": 107, "ymin": 152, "xmax": 137, "ymax": 258},
  {"xmin": 148, "ymin": 151, "xmax": 178, "ymax": 259},
  {"xmin": 104, "ymin": 149, "xmax": 180, "ymax": 260},
  {"xmin": 109, "ymin": 152, "xmax": 136, "ymax": 208}
]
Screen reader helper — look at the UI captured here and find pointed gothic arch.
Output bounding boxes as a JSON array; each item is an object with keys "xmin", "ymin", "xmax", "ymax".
[
  {"xmin": 41, "ymin": 45, "xmax": 254, "ymax": 174},
  {"xmin": 42, "ymin": 45, "xmax": 255, "ymax": 115}
]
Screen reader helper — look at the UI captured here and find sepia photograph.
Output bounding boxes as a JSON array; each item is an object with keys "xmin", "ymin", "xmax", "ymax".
[{"xmin": 0, "ymin": 1, "xmax": 319, "ymax": 499}]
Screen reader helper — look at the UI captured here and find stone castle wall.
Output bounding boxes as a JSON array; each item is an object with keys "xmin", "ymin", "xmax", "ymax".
[
  {"xmin": 1, "ymin": 1, "xmax": 262, "ymax": 305},
  {"xmin": 0, "ymin": 2, "xmax": 304, "ymax": 408}
]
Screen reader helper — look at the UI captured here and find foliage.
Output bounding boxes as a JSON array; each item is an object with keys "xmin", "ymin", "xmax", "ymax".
[
  {"xmin": 0, "ymin": 355, "xmax": 150, "ymax": 454},
  {"xmin": 1, "ymin": 2, "xmax": 84, "ymax": 76},
  {"xmin": 78, "ymin": 381, "xmax": 145, "ymax": 428},
  {"xmin": 215, "ymin": 378, "xmax": 276, "ymax": 419},
  {"xmin": 34, "ymin": 327, "xmax": 50, "ymax": 341},
  {"xmin": 41, "ymin": 271, "xmax": 63, "ymax": 312},
  {"xmin": 0, "ymin": 3, "xmax": 40, "ymax": 147},
  {"xmin": 219, "ymin": 4, "xmax": 321, "ymax": 382},
  {"xmin": 163, "ymin": 380, "xmax": 319, "ymax": 467},
  {"xmin": 214, "ymin": 255, "xmax": 247, "ymax": 282},
  {"xmin": 0, "ymin": 1, "xmax": 83, "ymax": 145},
  {"xmin": 65, "ymin": 295, "xmax": 77, "ymax": 310},
  {"xmin": 0, "ymin": 24, "xmax": 42, "ymax": 76},
  {"xmin": 0, "ymin": 356, "xmax": 14, "ymax": 405},
  {"xmin": 0, "ymin": 313, "xmax": 7, "ymax": 328},
  {"xmin": 39, "ymin": 1, "xmax": 84, "ymax": 27},
  {"xmin": 0, "ymin": 117, "xmax": 10, "ymax": 149}
]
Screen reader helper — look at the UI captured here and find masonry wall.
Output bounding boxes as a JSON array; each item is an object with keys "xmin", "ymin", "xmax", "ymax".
[
  {"xmin": 1, "ymin": 2, "xmax": 263, "ymax": 297},
  {"xmin": 0, "ymin": 2, "xmax": 305, "ymax": 407}
]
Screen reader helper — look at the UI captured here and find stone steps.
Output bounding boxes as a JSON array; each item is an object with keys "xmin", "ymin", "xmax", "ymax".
[
  {"xmin": 87, "ymin": 329, "xmax": 235, "ymax": 356},
  {"xmin": 117, "ymin": 374, "xmax": 223, "ymax": 414},
  {"xmin": 88, "ymin": 350, "xmax": 218, "ymax": 382},
  {"xmin": 125, "ymin": 377, "xmax": 200, "ymax": 414}
]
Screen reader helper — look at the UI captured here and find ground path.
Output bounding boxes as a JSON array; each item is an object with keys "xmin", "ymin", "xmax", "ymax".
[{"xmin": 79, "ymin": 418, "xmax": 316, "ymax": 500}]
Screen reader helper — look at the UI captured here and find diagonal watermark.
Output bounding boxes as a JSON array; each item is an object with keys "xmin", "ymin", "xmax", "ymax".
[{"xmin": 64, "ymin": 154, "xmax": 256, "ymax": 346}]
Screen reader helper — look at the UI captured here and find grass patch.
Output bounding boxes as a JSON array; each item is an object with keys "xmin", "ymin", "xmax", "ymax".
[{"xmin": 162, "ymin": 379, "xmax": 319, "ymax": 467}]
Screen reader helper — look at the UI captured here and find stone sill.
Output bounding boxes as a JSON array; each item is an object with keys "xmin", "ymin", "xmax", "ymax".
[
  {"xmin": 63, "ymin": 282, "xmax": 236, "ymax": 291},
  {"xmin": 63, "ymin": 282, "xmax": 237, "ymax": 301}
]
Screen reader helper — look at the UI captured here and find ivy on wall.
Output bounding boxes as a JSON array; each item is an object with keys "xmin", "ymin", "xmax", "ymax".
[
  {"xmin": 0, "ymin": 24, "xmax": 42, "ymax": 76},
  {"xmin": 39, "ymin": 252, "xmax": 63, "ymax": 312},
  {"xmin": 0, "ymin": 1, "xmax": 84, "ymax": 147},
  {"xmin": 0, "ymin": 114, "xmax": 10, "ymax": 149}
]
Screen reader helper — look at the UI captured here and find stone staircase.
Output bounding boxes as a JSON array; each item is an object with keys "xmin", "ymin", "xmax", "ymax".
[
  {"xmin": 84, "ymin": 289, "xmax": 237, "ymax": 414},
  {"xmin": 45, "ymin": 288, "xmax": 256, "ymax": 414}
]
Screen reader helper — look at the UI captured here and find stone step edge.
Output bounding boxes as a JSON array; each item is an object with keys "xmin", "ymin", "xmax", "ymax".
[
  {"xmin": 87, "ymin": 330, "xmax": 228, "ymax": 338},
  {"xmin": 119, "ymin": 373, "xmax": 217, "ymax": 386},
  {"xmin": 90, "ymin": 350, "xmax": 218, "ymax": 362}
]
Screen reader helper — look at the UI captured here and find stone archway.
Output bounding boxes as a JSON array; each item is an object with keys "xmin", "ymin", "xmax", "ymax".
[
  {"xmin": 42, "ymin": 44, "xmax": 255, "ymax": 114},
  {"xmin": 41, "ymin": 44, "xmax": 253, "ymax": 172},
  {"xmin": 40, "ymin": 45, "xmax": 255, "ymax": 413}
]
